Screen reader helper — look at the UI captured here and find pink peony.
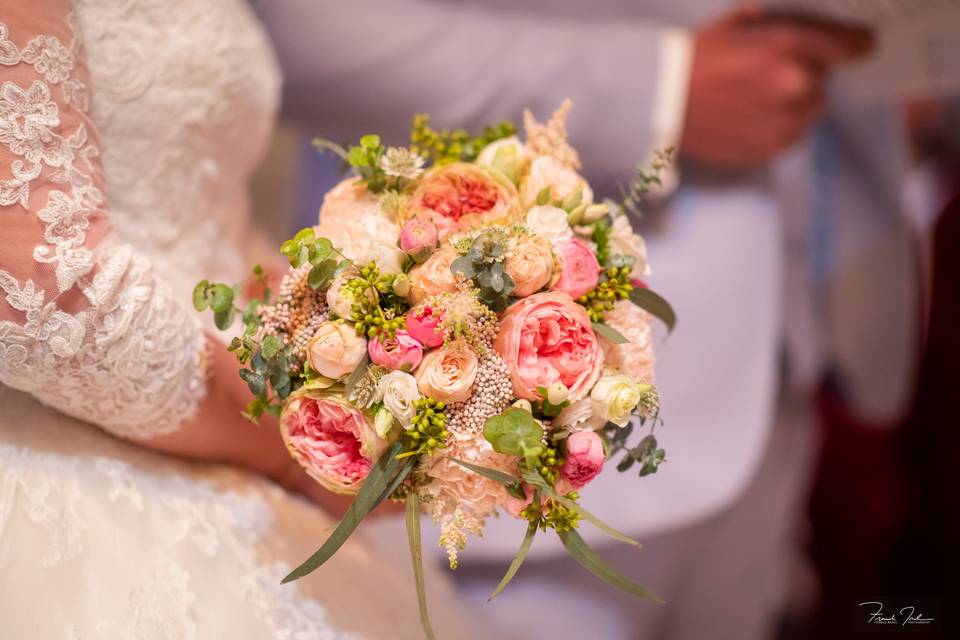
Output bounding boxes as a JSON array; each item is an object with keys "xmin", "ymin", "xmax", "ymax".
[
  {"xmin": 406, "ymin": 305, "xmax": 445, "ymax": 348},
  {"xmin": 494, "ymin": 291, "xmax": 603, "ymax": 402},
  {"xmin": 367, "ymin": 330, "xmax": 424, "ymax": 372},
  {"xmin": 409, "ymin": 163, "xmax": 519, "ymax": 236},
  {"xmin": 560, "ymin": 430, "xmax": 605, "ymax": 489},
  {"xmin": 552, "ymin": 238, "xmax": 600, "ymax": 299},
  {"xmin": 399, "ymin": 216, "xmax": 439, "ymax": 262},
  {"xmin": 280, "ymin": 390, "xmax": 385, "ymax": 495}
]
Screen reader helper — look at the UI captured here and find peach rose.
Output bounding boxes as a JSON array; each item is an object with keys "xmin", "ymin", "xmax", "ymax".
[
  {"xmin": 409, "ymin": 163, "xmax": 519, "ymax": 236},
  {"xmin": 408, "ymin": 246, "xmax": 460, "ymax": 304},
  {"xmin": 415, "ymin": 344, "xmax": 478, "ymax": 403},
  {"xmin": 306, "ymin": 321, "xmax": 368, "ymax": 380},
  {"xmin": 494, "ymin": 291, "xmax": 603, "ymax": 402},
  {"xmin": 280, "ymin": 389, "xmax": 386, "ymax": 495},
  {"xmin": 504, "ymin": 234, "xmax": 555, "ymax": 298}
]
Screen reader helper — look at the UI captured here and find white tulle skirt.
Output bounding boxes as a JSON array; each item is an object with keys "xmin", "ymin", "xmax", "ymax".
[{"xmin": 0, "ymin": 387, "xmax": 482, "ymax": 639}]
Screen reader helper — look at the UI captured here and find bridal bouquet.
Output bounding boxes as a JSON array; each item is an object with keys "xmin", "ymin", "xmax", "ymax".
[{"xmin": 195, "ymin": 101, "xmax": 675, "ymax": 638}]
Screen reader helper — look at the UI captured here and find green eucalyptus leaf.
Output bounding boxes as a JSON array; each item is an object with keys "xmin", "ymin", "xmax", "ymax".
[
  {"xmin": 558, "ymin": 529, "xmax": 662, "ymax": 602},
  {"xmin": 451, "ymin": 255, "xmax": 476, "ymax": 278},
  {"xmin": 213, "ymin": 306, "xmax": 236, "ymax": 331},
  {"xmin": 251, "ymin": 351, "xmax": 269, "ymax": 374},
  {"xmin": 628, "ymin": 287, "xmax": 676, "ymax": 333},
  {"xmin": 483, "ymin": 408, "xmax": 545, "ymax": 459},
  {"xmin": 294, "ymin": 227, "xmax": 316, "ymax": 244},
  {"xmin": 280, "ymin": 239, "xmax": 299, "ymax": 258},
  {"xmin": 489, "ymin": 521, "xmax": 537, "ymax": 600},
  {"xmin": 283, "ymin": 442, "xmax": 405, "ymax": 583},
  {"xmin": 308, "ymin": 259, "xmax": 338, "ymax": 290},
  {"xmin": 311, "ymin": 237, "xmax": 334, "ymax": 263},
  {"xmin": 616, "ymin": 454, "xmax": 636, "ymax": 472},
  {"xmin": 261, "ymin": 335, "xmax": 282, "ymax": 360},
  {"xmin": 192, "ymin": 281, "xmax": 210, "ymax": 311},
  {"xmin": 334, "ymin": 258, "xmax": 354, "ymax": 276},
  {"xmin": 405, "ymin": 492, "xmax": 437, "ymax": 640},
  {"xmin": 209, "ymin": 284, "xmax": 234, "ymax": 313},
  {"xmin": 592, "ymin": 322, "xmax": 630, "ymax": 344}
]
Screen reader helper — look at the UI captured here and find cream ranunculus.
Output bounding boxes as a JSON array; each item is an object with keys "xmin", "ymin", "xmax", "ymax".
[
  {"xmin": 408, "ymin": 245, "xmax": 460, "ymax": 304},
  {"xmin": 525, "ymin": 205, "xmax": 573, "ymax": 243},
  {"xmin": 520, "ymin": 155, "xmax": 594, "ymax": 209},
  {"xmin": 608, "ymin": 215, "xmax": 651, "ymax": 278},
  {"xmin": 504, "ymin": 234, "xmax": 556, "ymax": 298},
  {"xmin": 590, "ymin": 374, "xmax": 642, "ymax": 427},
  {"xmin": 415, "ymin": 345, "xmax": 478, "ymax": 403},
  {"xmin": 326, "ymin": 270, "xmax": 377, "ymax": 321},
  {"xmin": 378, "ymin": 370, "xmax": 421, "ymax": 428},
  {"xmin": 306, "ymin": 321, "xmax": 368, "ymax": 380}
]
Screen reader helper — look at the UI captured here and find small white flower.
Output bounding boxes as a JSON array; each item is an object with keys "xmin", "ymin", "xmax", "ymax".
[
  {"xmin": 525, "ymin": 205, "xmax": 573, "ymax": 243},
  {"xmin": 378, "ymin": 370, "xmax": 421, "ymax": 428},
  {"xmin": 380, "ymin": 147, "xmax": 426, "ymax": 180}
]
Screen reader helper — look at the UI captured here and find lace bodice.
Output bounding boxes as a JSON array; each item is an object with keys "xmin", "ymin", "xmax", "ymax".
[{"xmin": 0, "ymin": 0, "xmax": 280, "ymax": 438}]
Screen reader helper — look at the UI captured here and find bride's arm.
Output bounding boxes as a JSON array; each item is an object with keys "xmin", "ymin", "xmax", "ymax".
[{"xmin": 0, "ymin": 0, "xmax": 352, "ymax": 511}]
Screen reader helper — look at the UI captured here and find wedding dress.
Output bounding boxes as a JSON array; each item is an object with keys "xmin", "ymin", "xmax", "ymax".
[{"xmin": 0, "ymin": 1, "xmax": 479, "ymax": 638}]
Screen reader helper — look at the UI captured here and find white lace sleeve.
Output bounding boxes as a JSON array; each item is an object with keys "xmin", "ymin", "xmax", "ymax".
[{"xmin": 0, "ymin": 3, "xmax": 206, "ymax": 439}]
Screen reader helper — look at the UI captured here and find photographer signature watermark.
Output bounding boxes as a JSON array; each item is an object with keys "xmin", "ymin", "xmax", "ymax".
[{"xmin": 854, "ymin": 597, "xmax": 942, "ymax": 633}]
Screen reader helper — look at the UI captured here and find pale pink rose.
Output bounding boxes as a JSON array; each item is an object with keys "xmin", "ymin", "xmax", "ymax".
[
  {"xmin": 367, "ymin": 330, "xmax": 424, "ymax": 372},
  {"xmin": 409, "ymin": 163, "xmax": 519, "ymax": 235},
  {"xmin": 280, "ymin": 390, "xmax": 385, "ymax": 495},
  {"xmin": 399, "ymin": 216, "xmax": 439, "ymax": 262},
  {"xmin": 408, "ymin": 246, "xmax": 460, "ymax": 304},
  {"xmin": 494, "ymin": 291, "xmax": 603, "ymax": 402},
  {"xmin": 415, "ymin": 345, "xmax": 478, "ymax": 403},
  {"xmin": 504, "ymin": 234, "xmax": 555, "ymax": 298},
  {"xmin": 602, "ymin": 300, "xmax": 656, "ymax": 382},
  {"xmin": 316, "ymin": 178, "xmax": 400, "ymax": 263},
  {"xmin": 306, "ymin": 321, "xmax": 368, "ymax": 380},
  {"xmin": 406, "ymin": 305, "xmax": 445, "ymax": 348},
  {"xmin": 552, "ymin": 238, "xmax": 600, "ymax": 299},
  {"xmin": 560, "ymin": 430, "xmax": 605, "ymax": 489}
]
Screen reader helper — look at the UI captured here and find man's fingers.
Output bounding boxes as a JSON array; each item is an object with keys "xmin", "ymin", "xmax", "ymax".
[{"xmin": 762, "ymin": 20, "xmax": 874, "ymax": 66}]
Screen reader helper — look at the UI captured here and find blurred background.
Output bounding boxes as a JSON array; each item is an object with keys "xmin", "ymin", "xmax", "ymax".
[{"xmin": 248, "ymin": 2, "xmax": 959, "ymax": 638}]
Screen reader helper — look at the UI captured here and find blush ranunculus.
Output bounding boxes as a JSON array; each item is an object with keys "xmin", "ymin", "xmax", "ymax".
[
  {"xmin": 415, "ymin": 344, "xmax": 478, "ymax": 403},
  {"xmin": 399, "ymin": 216, "xmax": 439, "ymax": 262},
  {"xmin": 504, "ymin": 234, "xmax": 556, "ymax": 298},
  {"xmin": 367, "ymin": 330, "xmax": 424, "ymax": 372},
  {"xmin": 494, "ymin": 291, "xmax": 603, "ymax": 402},
  {"xmin": 560, "ymin": 430, "xmax": 605, "ymax": 489},
  {"xmin": 406, "ymin": 305, "xmax": 445, "ymax": 348},
  {"xmin": 280, "ymin": 389, "xmax": 386, "ymax": 495},
  {"xmin": 409, "ymin": 163, "xmax": 519, "ymax": 235},
  {"xmin": 551, "ymin": 238, "xmax": 600, "ymax": 300},
  {"xmin": 306, "ymin": 321, "xmax": 368, "ymax": 380}
]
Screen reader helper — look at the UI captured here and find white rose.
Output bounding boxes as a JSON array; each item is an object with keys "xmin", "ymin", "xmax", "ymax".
[
  {"xmin": 378, "ymin": 370, "xmax": 421, "ymax": 429},
  {"xmin": 525, "ymin": 205, "xmax": 573, "ymax": 243},
  {"xmin": 608, "ymin": 215, "xmax": 651, "ymax": 278},
  {"xmin": 552, "ymin": 396, "xmax": 603, "ymax": 432},
  {"xmin": 477, "ymin": 136, "xmax": 529, "ymax": 184},
  {"xmin": 521, "ymin": 155, "xmax": 594, "ymax": 209},
  {"xmin": 590, "ymin": 374, "xmax": 642, "ymax": 427},
  {"xmin": 362, "ymin": 241, "xmax": 407, "ymax": 275},
  {"xmin": 305, "ymin": 321, "xmax": 368, "ymax": 380}
]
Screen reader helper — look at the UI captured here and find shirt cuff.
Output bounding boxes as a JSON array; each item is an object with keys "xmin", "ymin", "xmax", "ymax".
[{"xmin": 648, "ymin": 27, "xmax": 694, "ymax": 197}]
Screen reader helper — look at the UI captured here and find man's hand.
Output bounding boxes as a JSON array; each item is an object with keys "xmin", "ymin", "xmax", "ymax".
[{"xmin": 679, "ymin": 6, "xmax": 873, "ymax": 171}]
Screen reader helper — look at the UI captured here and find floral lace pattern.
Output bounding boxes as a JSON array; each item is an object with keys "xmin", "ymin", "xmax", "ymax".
[{"xmin": 0, "ymin": 10, "xmax": 208, "ymax": 438}]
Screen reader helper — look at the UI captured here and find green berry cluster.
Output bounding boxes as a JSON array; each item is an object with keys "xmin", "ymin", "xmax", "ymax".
[
  {"xmin": 578, "ymin": 265, "xmax": 635, "ymax": 323},
  {"xmin": 410, "ymin": 114, "xmax": 516, "ymax": 165},
  {"xmin": 347, "ymin": 262, "xmax": 407, "ymax": 340},
  {"xmin": 542, "ymin": 495, "xmax": 582, "ymax": 533},
  {"xmin": 533, "ymin": 444, "xmax": 564, "ymax": 486},
  {"xmin": 401, "ymin": 398, "xmax": 450, "ymax": 457}
]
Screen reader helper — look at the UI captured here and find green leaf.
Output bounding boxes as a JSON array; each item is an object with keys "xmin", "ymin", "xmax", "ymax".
[
  {"xmin": 209, "ymin": 284, "xmax": 235, "ymax": 313},
  {"xmin": 449, "ymin": 458, "xmax": 521, "ymax": 487},
  {"xmin": 372, "ymin": 459, "xmax": 414, "ymax": 510},
  {"xmin": 558, "ymin": 529, "xmax": 662, "ymax": 602},
  {"xmin": 592, "ymin": 322, "xmax": 629, "ymax": 344},
  {"xmin": 360, "ymin": 134, "xmax": 381, "ymax": 149},
  {"xmin": 251, "ymin": 351, "xmax": 269, "ymax": 374},
  {"xmin": 192, "ymin": 281, "xmax": 209, "ymax": 311},
  {"xmin": 213, "ymin": 306, "xmax": 236, "ymax": 331},
  {"xmin": 280, "ymin": 239, "xmax": 299, "ymax": 259},
  {"xmin": 405, "ymin": 492, "xmax": 437, "ymax": 640},
  {"xmin": 261, "ymin": 335, "xmax": 282, "ymax": 360},
  {"xmin": 310, "ymin": 237, "xmax": 334, "ymax": 264},
  {"xmin": 344, "ymin": 355, "xmax": 371, "ymax": 401},
  {"xmin": 450, "ymin": 255, "xmax": 476, "ymax": 278},
  {"xmin": 238, "ymin": 368, "xmax": 265, "ymax": 396},
  {"xmin": 294, "ymin": 227, "xmax": 316, "ymax": 244},
  {"xmin": 628, "ymin": 288, "xmax": 676, "ymax": 334},
  {"xmin": 616, "ymin": 453, "xmax": 636, "ymax": 472},
  {"xmin": 489, "ymin": 521, "xmax": 537, "ymax": 600},
  {"xmin": 334, "ymin": 258, "xmax": 354, "ymax": 276},
  {"xmin": 536, "ymin": 186, "xmax": 552, "ymax": 206},
  {"xmin": 483, "ymin": 408, "xmax": 545, "ymax": 460},
  {"xmin": 308, "ymin": 259, "xmax": 338, "ymax": 290},
  {"xmin": 283, "ymin": 442, "xmax": 405, "ymax": 583},
  {"xmin": 347, "ymin": 146, "xmax": 368, "ymax": 167}
]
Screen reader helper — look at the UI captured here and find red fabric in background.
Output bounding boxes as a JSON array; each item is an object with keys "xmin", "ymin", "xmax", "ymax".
[{"xmin": 807, "ymin": 193, "xmax": 959, "ymax": 638}]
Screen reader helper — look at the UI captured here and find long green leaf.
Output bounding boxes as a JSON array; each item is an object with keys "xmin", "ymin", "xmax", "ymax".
[
  {"xmin": 489, "ymin": 521, "xmax": 538, "ymax": 601},
  {"xmin": 628, "ymin": 288, "xmax": 676, "ymax": 333},
  {"xmin": 520, "ymin": 470, "xmax": 638, "ymax": 547},
  {"xmin": 282, "ymin": 442, "xmax": 403, "ymax": 583},
  {"xmin": 592, "ymin": 322, "xmax": 630, "ymax": 344},
  {"xmin": 405, "ymin": 493, "xmax": 437, "ymax": 640},
  {"xmin": 449, "ymin": 458, "xmax": 521, "ymax": 486},
  {"xmin": 558, "ymin": 529, "xmax": 662, "ymax": 602},
  {"xmin": 372, "ymin": 457, "xmax": 414, "ymax": 511}
]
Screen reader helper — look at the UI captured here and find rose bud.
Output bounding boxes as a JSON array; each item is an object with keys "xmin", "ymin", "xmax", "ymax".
[{"xmin": 399, "ymin": 216, "xmax": 439, "ymax": 263}]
